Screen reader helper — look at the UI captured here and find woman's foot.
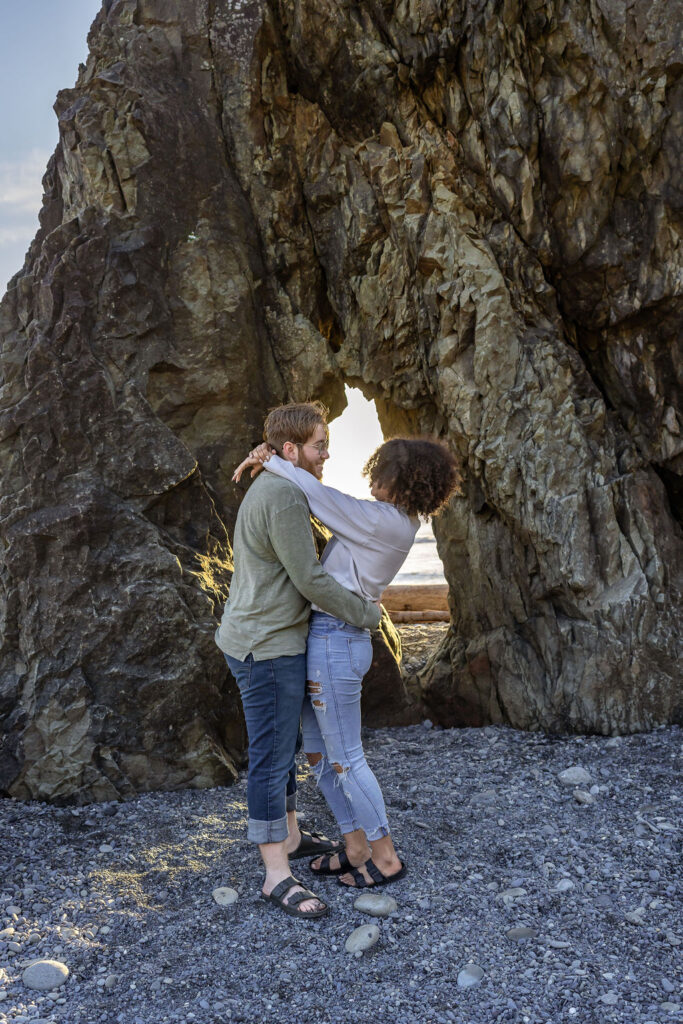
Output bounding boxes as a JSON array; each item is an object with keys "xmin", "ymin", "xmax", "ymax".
[
  {"xmin": 338, "ymin": 855, "xmax": 406, "ymax": 888},
  {"xmin": 310, "ymin": 843, "xmax": 370, "ymax": 874}
]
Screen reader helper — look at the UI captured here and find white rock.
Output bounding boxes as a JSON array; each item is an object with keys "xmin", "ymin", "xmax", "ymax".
[
  {"xmin": 552, "ymin": 878, "xmax": 575, "ymax": 893},
  {"xmin": 22, "ymin": 960, "xmax": 69, "ymax": 991},
  {"xmin": 573, "ymin": 789, "xmax": 594, "ymax": 804},
  {"xmin": 457, "ymin": 964, "xmax": 485, "ymax": 988},
  {"xmin": 98, "ymin": 844, "xmax": 114, "ymax": 853},
  {"xmin": 558, "ymin": 767, "xmax": 592, "ymax": 786},
  {"xmin": 353, "ymin": 893, "xmax": 397, "ymax": 917},
  {"xmin": 345, "ymin": 924, "xmax": 380, "ymax": 954},
  {"xmin": 0, "ymin": 927, "xmax": 15, "ymax": 940},
  {"xmin": 600, "ymin": 991, "xmax": 619, "ymax": 1005},
  {"xmin": 212, "ymin": 887, "xmax": 238, "ymax": 907}
]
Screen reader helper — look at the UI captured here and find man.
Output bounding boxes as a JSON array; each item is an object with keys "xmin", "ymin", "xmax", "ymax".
[{"xmin": 216, "ymin": 401, "xmax": 381, "ymax": 919}]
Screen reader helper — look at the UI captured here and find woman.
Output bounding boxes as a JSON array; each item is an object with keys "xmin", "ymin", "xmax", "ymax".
[{"xmin": 232, "ymin": 435, "xmax": 460, "ymax": 889}]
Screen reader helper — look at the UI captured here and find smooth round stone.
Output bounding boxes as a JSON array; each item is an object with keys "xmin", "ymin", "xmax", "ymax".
[
  {"xmin": 573, "ymin": 789, "xmax": 594, "ymax": 805},
  {"xmin": 353, "ymin": 893, "xmax": 397, "ymax": 917},
  {"xmin": 22, "ymin": 960, "xmax": 69, "ymax": 991},
  {"xmin": 552, "ymin": 878, "xmax": 575, "ymax": 893},
  {"xmin": 506, "ymin": 927, "xmax": 537, "ymax": 942},
  {"xmin": 212, "ymin": 887, "xmax": 238, "ymax": 907},
  {"xmin": 558, "ymin": 767, "xmax": 592, "ymax": 786},
  {"xmin": 345, "ymin": 924, "xmax": 380, "ymax": 954},
  {"xmin": 457, "ymin": 964, "xmax": 485, "ymax": 988}
]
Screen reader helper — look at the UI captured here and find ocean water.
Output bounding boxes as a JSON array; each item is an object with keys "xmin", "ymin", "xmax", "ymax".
[{"xmin": 393, "ymin": 521, "xmax": 446, "ymax": 586}]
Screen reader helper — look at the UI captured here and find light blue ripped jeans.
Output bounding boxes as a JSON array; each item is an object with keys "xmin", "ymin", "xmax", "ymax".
[{"xmin": 302, "ymin": 611, "xmax": 390, "ymax": 842}]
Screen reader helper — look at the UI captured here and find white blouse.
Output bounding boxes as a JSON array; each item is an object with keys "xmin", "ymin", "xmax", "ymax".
[{"xmin": 263, "ymin": 455, "xmax": 419, "ymax": 603}]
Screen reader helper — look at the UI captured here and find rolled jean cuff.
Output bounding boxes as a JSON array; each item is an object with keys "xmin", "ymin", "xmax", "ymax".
[
  {"xmin": 286, "ymin": 792, "xmax": 297, "ymax": 812},
  {"xmin": 247, "ymin": 814, "xmax": 289, "ymax": 844}
]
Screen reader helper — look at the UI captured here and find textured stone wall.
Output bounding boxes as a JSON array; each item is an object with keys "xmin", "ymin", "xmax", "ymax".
[{"xmin": 0, "ymin": 0, "xmax": 681, "ymax": 801}]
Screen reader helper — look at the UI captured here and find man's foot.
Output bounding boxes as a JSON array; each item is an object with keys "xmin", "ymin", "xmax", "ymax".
[
  {"xmin": 338, "ymin": 856, "xmax": 407, "ymax": 888},
  {"xmin": 261, "ymin": 875, "xmax": 328, "ymax": 918},
  {"xmin": 286, "ymin": 829, "xmax": 343, "ymax": 860}
]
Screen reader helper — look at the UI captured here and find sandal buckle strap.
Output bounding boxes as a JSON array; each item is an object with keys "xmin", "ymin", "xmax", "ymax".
[{"xmin": 269, "ymin": 876, "xmax": 300, "ymax": 902}]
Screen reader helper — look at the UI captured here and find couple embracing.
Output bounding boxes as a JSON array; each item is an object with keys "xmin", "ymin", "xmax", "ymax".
[{"xmin": 216, "ymin": 401, "xmax": 458, "ymax": 919}]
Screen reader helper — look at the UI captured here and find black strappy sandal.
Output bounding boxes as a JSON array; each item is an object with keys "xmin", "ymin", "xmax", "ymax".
[
  {"xmin": 260, "ymin": 876, "xmax": 329, "ymax": 919},
  {"xmin": 309, "ymin": 849, "xmax": 353, "ymax": 876},
  {"xmin": 337, "ymin": 858, "xmax": 407, "ymax": 888},
  {"xmin": 289, "ymin": 829, "xmax": 343, "ymax": 860}
]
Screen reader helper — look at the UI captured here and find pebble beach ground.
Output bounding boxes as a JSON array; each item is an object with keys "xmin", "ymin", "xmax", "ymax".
[{"xmin": 1, "ymin": 716, "xmax": 681, "ymax": 1024}]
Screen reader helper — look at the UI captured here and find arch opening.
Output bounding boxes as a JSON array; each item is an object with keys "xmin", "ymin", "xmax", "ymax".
[{"xmin": 326, "ymin": 385, "xmax": 451, "ymax": 686}]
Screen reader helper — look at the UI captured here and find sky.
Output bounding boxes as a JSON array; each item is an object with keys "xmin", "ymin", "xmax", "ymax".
[
  {"xmin": 0, "ymin": 0, "xmax": 101, "ymax": 291},
  {"xmin": 325, "ymin": 386, "xmax": 384, "ymax": 496}
]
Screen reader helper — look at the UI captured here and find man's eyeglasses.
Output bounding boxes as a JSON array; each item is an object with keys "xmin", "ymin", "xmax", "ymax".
[{"xmin": 295, "ymin": 441, "xmax": 329, "ymax": 455}]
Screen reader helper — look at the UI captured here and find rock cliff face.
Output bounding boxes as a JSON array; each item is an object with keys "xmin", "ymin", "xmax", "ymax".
[{"xmin": 1, "ymin": 0, "xmax": 681, "ymax": 800}]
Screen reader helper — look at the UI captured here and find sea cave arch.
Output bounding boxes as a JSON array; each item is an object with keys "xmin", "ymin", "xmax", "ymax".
[{"xmin": 0, "ymin": 0, "xmax": 681, "ymax": 803}]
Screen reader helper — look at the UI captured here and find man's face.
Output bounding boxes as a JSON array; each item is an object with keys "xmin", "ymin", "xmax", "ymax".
[{"xmin": 294, "ymin": 423, "xmax": 330, "ymax": 479}]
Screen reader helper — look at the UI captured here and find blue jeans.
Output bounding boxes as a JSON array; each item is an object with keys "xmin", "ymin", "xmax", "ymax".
[
  {"xmin": 225, "ymin": 652, "xmax": 306, "ymax": 844},
  {"xmin": 303, "ymin": 612, "xmax": 390, "ymax": 841}
]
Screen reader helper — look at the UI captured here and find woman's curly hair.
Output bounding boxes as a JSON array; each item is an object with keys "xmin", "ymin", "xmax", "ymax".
[{"xmin": 362, "ymin": 438, "xmax": 461, "ymax": 518}]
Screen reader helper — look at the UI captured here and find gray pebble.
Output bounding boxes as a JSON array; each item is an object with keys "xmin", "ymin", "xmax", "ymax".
[
  {"xmin": 353, "ymin": 893, "xmax": 397, "ymax": 917},
  {"xmin": 212, "ymin": 887, "xmax": 238, "ymax": 907},
  {"xmin": 558, "ymin": 766, "xmax": 592, "ymax": 786},
  {"xmin": 457, "ymin": 964, "xmax": 485, "ymax": 988},
  {"xmin": 345, "ymin": 924, "xmax": 380, "ymax": 954},
  {"xmin": 506, "ymin": 927, "xmax": 537, "ymax": 942},
  {"xmin": 22, "ymin": 960, "xmax": 69, "ymax": 991}
]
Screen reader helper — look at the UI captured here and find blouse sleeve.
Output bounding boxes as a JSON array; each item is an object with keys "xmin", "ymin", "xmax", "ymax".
[{"xmin": 263, "ymin": 454, "xmax": 397, "ymax": 546}]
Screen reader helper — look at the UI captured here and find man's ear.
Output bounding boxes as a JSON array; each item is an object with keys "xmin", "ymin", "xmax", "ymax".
[{"xmin": 281, "ymin": 441, "xmax": 299, "ymax": 464}]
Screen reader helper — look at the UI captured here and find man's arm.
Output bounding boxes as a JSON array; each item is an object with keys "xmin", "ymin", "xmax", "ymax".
[
  {"xmin": 268, "ymin": 500, "xmax": 381, "ymax": 629},
  {"xmin": 263, "ymin": 454, "xmax": 386, "ymax": 545}
]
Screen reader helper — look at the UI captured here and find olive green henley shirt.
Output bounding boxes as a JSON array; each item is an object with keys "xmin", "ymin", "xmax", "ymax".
[{"xmin": 216, "ymin": 472, "xmax": 381, "ymax": 661}]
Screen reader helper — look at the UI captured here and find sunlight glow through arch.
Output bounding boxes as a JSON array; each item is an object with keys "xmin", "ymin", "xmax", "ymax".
[{"xmin": 325, "ymin": 387, "xmax": 446, "ymax": 586}]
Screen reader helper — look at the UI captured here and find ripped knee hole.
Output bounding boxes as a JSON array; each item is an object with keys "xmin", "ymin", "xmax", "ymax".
[{"xmin": 307, "ymin": 752, "xmax": 323, "ymax": 766}]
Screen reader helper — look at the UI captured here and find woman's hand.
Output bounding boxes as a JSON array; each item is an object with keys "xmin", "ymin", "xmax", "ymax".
[{"xmin": 231, "ymin": 443, "xmax": 275, "ymax": 483}]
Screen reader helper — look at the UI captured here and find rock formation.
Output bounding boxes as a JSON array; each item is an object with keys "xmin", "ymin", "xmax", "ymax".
[{"xmin": 0, "ymin": 0, "xmax": 681, "ymax": 801}]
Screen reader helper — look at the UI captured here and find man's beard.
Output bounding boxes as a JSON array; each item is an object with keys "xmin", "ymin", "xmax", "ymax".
[{"xmin": 297, "ymin": 449, "xmax": 322, "ymax": 478}]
